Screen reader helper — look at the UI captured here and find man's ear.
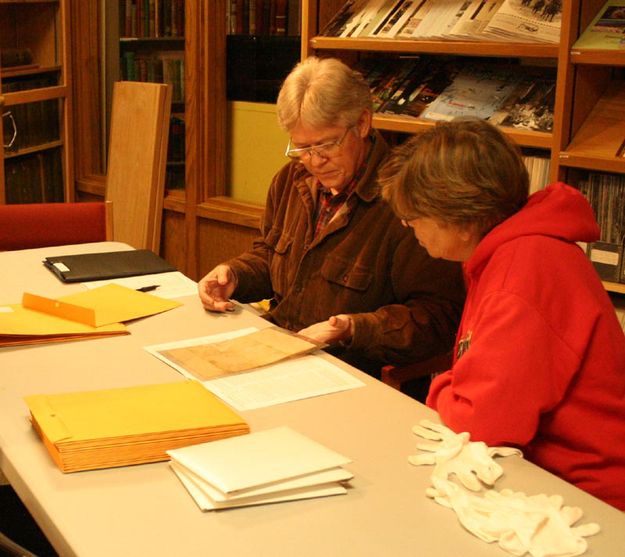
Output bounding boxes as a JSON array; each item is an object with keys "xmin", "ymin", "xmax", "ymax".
[{"xmin": 357, "ymin": 109, "xmax": 372, "ymax": 138}]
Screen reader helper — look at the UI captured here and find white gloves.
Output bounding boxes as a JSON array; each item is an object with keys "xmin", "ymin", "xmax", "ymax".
[
  {"xmin": 409, "ymin": 419, "xmax": 521, "ymax": 491},
  {"xmin": 408, "ymin": 420, "xmax": 600, "ymax": 557}
]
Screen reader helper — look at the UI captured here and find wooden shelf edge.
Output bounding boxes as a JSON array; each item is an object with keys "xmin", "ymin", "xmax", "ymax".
[
  {"xmin": 197, "ymin": 196, "xmax": 263, "ymax": 229},
  {"xmin": 3, "ymin": 85, "xmax": 68, "ymax": 105},
  {"xmin": 1, "ymin": 65, "xmax": 61, "ymax": 78},
  {"xmin": 3, "ymin": 140, "xmax": 63, "ymax": 159},
  {"xmin": 570, "ymin": 49, "xmax": 625, "ymax": 66},
  {"xmin": 163, "ymin": 192, "xmax": 186, "ymax": 212},
  {"xmin": 76, "ymin": 175, "xmax": 105, "ymax": 197},
  {"xmin": 373, "ymin": 115, "xmax": 552, "ymax": 148},
  {"xmin": 309, "ymin": 36, "xmax": 559, "ymax": 58},
  {"xmin": 603, "ymin": 281, "xmax": 625, "ymax": 295},
  {"xmin": 558, "ymin": 154, "xmax": 625, "ymax": 174}
]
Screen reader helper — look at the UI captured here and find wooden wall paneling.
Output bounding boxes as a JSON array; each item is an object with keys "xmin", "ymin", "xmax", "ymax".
[
  {"xmin": 69, "ymin": 0, "xmax": 104, "ymax": 190},
  {"xmin": 197, "ymin": 218, "xmax": 258, "ymax": 280},
  {"xmin": 161, "ymin": 209, "xmax": 188, "ymax": 274}
]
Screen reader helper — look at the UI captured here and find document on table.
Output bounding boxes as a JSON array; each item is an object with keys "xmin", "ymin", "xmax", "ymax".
[
  {"xmin": 82, "ymin": 271, "xmax": 198, "ymax": 299},
  {"xmin": 145, "ymin": 328, "xmax": 366, "ymax": 411}
]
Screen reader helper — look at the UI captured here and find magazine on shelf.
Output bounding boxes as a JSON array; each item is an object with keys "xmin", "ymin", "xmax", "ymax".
[
  {"xmin": 572, "ymin": 1, "xmax": 625, "ymax": 50},
  {"xmin": 397, "ymin": 61, "xmax": 458, "ymax": 118},
  {"xmin": 369, "ymin": 0, "xmax": 420, "ymax": 38},
  {"xmin": 377, "ymin": 58, "xmax": 434, "ymax": 114},
  {"xmin": 419, "ymin": 64, "xmax": 522, "ymax": 122},
  {"xmin": 448, "ymin": 0, "xmax": 505, "ymax": 39},
  {"xmin": 395, "ymin": 0, "xmax": 436, "ymax": 38},
  {"xmin": 488, "ymin": 73, "xmax": 556, "ymax": 133},
  {"xmin": 341, "ymin": 0, "xmax": 393, "ymax": 37},
  {"xmin": 482, "ymin": 0, "xmax": 562, "ymax": 44},
  {"xmin": 408, "ymin": 0, "xmax": 467, "ymax": 39},
  {"xmin": 368, "ymin": 59, "xmax": 417, "ymax": 111}
]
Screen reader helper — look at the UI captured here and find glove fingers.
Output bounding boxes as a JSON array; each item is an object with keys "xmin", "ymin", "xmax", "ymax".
[{"xmin": 408, "ymin": 454, "xmax": 436, "ymax": 466}]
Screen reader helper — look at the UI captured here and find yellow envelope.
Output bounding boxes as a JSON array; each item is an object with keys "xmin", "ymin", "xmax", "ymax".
[
  {"xmin": 23, "ymin": 283, "xmax": 181, "ymax": 327},
  {"xmin": 25, "ymin": 380, "xmax": 247, "ymax": 443},
  {"xmin": 0, "ymin": 304, "xmax": 127, "ymax": 346}
]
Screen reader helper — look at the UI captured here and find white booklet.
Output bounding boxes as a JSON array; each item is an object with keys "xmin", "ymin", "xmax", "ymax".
[
  {"xmin": 171, "ymin": 462, "xmax": 349, "ymax": 511},
  {"xmin": 168, "ymin": 426, "xmax": 353, "ymax": 510},
  {"xmin": 167, "ymin": 426, "xmax": 352, "ymax": 495}
]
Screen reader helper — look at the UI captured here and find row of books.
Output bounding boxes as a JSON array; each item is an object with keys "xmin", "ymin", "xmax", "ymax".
[
  {"xmin": 120, "ymin": 0, "xmax": 185, "ymax": 39},
  {"xmin": 226, "ymin": 0, "xmax": 301, "ymax": 36},
  {"xmin": 0, "ymin": 47, "xmax": 34, "ymax": 69},
  {"xmin": 121, "ymin": 50, "xmax": 185, "ymax": 103},
  {"xmin": 4, "ymin": 149, "xmax": 64, "ymax": 204},
  {"xmin": 523, "ymin": 154, "xmax": 551, "ymax": 195},
  {"xmin": 578, "ymin": 172, "xmax": 625, "ymax": 283},
  {"xmin": 2, "ymin": 75, "xmax": 60, "ymax": 153},
  {"xmin": 358, "ymin": 56, "xmax": 556, "ymax": 133},
  {"xmin": 323, "ymin": 0, "xmax": 562, "ymax": 44}
]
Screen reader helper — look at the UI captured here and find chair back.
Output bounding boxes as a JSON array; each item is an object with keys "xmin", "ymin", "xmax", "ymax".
[
  {"xmin": 105, "ymin": 81, "xmax": 171, "ymax": 253},
  {"xmin": 0, "ymin": 201, "xmax": 112, "ymax": 251},
  {"xmin": 0, "ymin": 531, "xmax": 38, "ymax": 557}
]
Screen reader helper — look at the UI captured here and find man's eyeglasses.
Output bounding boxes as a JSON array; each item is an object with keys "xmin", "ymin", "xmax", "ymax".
[{"xmin": 285, "ymin": 127, "xmax": 352, "ymax": 161}]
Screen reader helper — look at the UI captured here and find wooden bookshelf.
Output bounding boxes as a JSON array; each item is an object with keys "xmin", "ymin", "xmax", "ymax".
[
  {"xmin": 0, "ymin": 0, "xmax": 73, "ymax": 204},
  {"xmin": 301, "ymin": 0, "xmax": 625, "ymax": 295}
]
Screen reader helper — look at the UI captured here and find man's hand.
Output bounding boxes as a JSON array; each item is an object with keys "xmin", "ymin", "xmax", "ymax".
[
  {"xmin": 298, "ymin": 314, "xmax": 353, "ymax": 345},
  {"xmin": 198, "ymin": 264, "xmax": 237, "ymax": 312}
]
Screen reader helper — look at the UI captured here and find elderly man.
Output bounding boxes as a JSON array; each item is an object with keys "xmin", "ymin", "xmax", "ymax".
[{"xmin": 198, "ymin": 56, "xmax": 464, "ymax": 376}]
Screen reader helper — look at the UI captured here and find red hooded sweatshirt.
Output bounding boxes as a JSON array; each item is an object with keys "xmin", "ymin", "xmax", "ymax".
[{"xmin": 428, "ymin": 183, "xmax": 625, "ymax": 510}]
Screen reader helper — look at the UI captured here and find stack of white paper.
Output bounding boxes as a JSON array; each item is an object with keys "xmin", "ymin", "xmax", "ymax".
[{"xmin": 168, "ymin": 426, "xmax": 353, "ymax": 510}]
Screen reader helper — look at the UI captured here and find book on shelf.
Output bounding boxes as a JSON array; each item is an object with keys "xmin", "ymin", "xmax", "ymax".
[
  {"xmin": 225, "ymin": 0, "xmax": 300, "ymax": 36},
  {"xmin": 3, "ymin": 150, "xmax": 64, "ymax": 204},
  {"xmin": 121, "ymin": 0, "xmax": 185, "ymax": 38},
  {"xmin": 572, "ymin": 1, "xmax": 625, "ymax": 50},
  {"xmin": 482, "ymin": 0, "xmax": 562, "ymax": 44}
]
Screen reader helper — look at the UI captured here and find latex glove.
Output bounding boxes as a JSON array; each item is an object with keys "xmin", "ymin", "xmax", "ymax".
[
  {"xmin": 409, "ymin": 420, "xmax": 522, "ymax": 491},
  {"xmin": 297, "ymin": 314, "xmax": 353, "ymax": 345},
  {"xmin": 426, "ymin": 477, "xmax": 600, "ymax": 557},
  {"xmin": 198, "ymin": 264, "xmax": 237, "ymax": 312}
]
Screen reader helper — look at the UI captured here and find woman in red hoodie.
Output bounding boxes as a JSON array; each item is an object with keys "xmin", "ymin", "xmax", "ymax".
[{"xmin": 381, "ymin": 118, "xmax": 625, "ymax": 511}]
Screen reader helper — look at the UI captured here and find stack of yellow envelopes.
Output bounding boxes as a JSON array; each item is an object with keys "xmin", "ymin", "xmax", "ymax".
[
  {"xmin": 0, "ymin": 284, "xmax": 181, "ymax": 346},
  {"xmin": 24, "ymin": 380, "xmax": 249, "ymax": 473}
]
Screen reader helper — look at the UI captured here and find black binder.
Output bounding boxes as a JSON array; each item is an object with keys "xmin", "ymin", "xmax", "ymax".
[{"xmin": 43, "ymin": 249, "xmax": 176, "ymax": 283}]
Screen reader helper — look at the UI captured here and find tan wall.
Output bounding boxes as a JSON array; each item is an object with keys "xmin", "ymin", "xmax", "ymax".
[{"xmin": 227, "ymin": 101, "xmax": 288, "ymax": 205}]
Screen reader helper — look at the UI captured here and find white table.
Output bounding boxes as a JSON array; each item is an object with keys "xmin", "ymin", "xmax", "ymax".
[{"xmin": 1, "ymin": 242, "xmax": 624, "ymax": 557}]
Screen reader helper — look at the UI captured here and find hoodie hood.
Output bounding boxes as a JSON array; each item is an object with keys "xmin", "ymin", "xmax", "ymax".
[{"xmin": 467, "ymin": 182, "xmax": 600, "ymax": 276}]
